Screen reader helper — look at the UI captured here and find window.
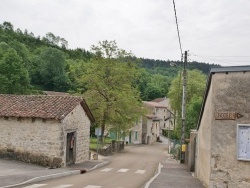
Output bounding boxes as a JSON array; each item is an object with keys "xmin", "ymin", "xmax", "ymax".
[
  {"xmin": 135, "ymin": 131, "xmax": 138, "ymax": 140},
  {"xmin": 237, "ymin": 124, "xmax": 250, "ymax": 161}
]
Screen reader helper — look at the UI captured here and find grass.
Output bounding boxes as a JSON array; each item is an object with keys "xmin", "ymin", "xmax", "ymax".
[{"xmin": 89, "ymin": 137, "xmax": 113, "ymax": 150}]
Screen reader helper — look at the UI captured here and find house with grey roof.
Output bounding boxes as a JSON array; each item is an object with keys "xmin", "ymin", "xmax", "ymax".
[
  {"xmin": 0, "ymin": 95, "xmax": 94, "ymax": 167},
  {"xmin": 195, "ymin": 66, "xmax": 250, "ymax": 188}
]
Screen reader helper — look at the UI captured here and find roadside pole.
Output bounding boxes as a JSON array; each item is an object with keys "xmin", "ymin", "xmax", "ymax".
[{"xmin": 180, "ymin": 51, "xmax": 187, "ymax": 163}]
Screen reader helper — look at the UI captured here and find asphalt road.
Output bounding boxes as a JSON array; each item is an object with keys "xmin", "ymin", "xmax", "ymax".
[{"xmin": 18, "ymin": 142, "xmax": 168, "ymax": 188}]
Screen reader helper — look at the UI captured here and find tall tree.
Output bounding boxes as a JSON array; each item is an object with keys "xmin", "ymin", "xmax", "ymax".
[
  {"xmin": 0, "ymin": 48, "xmax": 30, "ymax": 94},
  {"xmin": 37, "ymin": 47, "xmax": 71, "ymax": 91},
  {"xmin": 80, "ymin": 41, "xmax": 144, "ymax": 140},
  {"xmin": 168, "ymin": 69, "xmax": 206, "ymax": 139}
]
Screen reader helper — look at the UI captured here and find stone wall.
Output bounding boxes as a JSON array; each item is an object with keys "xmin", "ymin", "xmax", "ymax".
[
  {"xmin": 62, "ymin": 104, "xmax": 90, "ymax": 165},
  {"xmin": 0, "ymin": 104, "xmax": 91, "ymax": 168},
  {"xmin": 0, "ymin": 117, "xmax": 63, "ymax": 167}
]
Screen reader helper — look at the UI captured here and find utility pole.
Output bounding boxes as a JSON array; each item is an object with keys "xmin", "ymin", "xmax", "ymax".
[{"xmin": 180, "ymin": 51, "xmax": 187, "ymax": 163}]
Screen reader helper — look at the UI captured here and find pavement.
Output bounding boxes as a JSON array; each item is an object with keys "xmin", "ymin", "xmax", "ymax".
[
  {"xmin": 0, "ymin": 152, "xmax": 110, "ymax": 188},
  {"xmin": 0, "ymin": 143, "xmax": 204, "ymax": 188},
  {"xmin": 145, "ymin": 137, "xmax": 204, "ymax": 188}
]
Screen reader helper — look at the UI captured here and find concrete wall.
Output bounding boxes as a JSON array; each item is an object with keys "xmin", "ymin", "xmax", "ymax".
[
  {"xmin": 0, "ymin": 104, "xmax": 91, "ymax": 167},
  {"xmin": 209, "ymin": 72, "xmax": 250, "ymax": 188},
  {"xmin": 196, "ymin": 79, "xmax": 214, "ymax": 187},
  {"xmin": 197, "ymin": 71, "xmax": 250, "ymax": 188}
]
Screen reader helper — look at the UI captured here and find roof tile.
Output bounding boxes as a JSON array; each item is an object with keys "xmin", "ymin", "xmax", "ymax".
[{"xmin": 0, "ymin": 95, "xmax": 84, "ymax": 120}]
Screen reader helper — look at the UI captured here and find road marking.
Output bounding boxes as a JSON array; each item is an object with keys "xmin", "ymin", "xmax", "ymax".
[
  {"xmin": 117, "ymin": 168, "xmax": 129, "ymax": 172},
  {"xmin": 52, "ymin": 185, "xmax": 73, "ymax": 188},
  {"xmin": 83, "ymin": 185, "xmax": 102, "ymax": 188},
  {"xmin": 22, "ymin": 184, "xmax": 47, "ymax": 188},
  {"xmin": 100, "ymin": 168, "xmax": 113, "ymax": 172},
  {"xmin": 135, "ymin": 170, "xmax": 146, "ymax": 174}
]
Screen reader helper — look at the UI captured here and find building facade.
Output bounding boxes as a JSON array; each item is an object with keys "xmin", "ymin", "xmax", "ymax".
[
  {"xmin": 196, "ymin": 66, "xmax": 250, "ymax": 188},
  {"xmin": 0, "ymin": 95, "xmax": 94, "ymax": 167}
]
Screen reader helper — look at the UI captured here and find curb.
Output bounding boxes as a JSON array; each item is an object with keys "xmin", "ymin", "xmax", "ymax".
[
  {"xmin": 0, "ymin": 160, "xmax": 110, "ymax": 188},
  {"xmin": 144, "ymin": 163, "xmax": 163, "ymax": 188},
  {"xmin": 0, "ymin": 170, "xmax": 80, "ymax": 188},
  {"xmin": 88, "ymin": 160, "xmax": 110, "ymax": 172}
]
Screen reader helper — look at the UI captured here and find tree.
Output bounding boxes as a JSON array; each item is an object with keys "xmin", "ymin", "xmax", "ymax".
[
  {"xmin": 186, "ymin": 95, "xmax": 203, "ymax": 134},
  {"xmin": 0, "ymin": 48, "xmax": 30, "ymax": 94},
  {"xmin": 37, "ymin": 47, "xmax": 71, "ymax": 91},
  {"xmin": 79, "ymin": 41, "xmax": 144, "ymax": 140},
  {"xmin": 168, "ymin": 69, "xmax": 206, "ymax": 139}
]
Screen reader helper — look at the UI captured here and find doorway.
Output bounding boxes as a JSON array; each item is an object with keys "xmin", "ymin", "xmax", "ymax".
[{"xmin": 66, "ymin": 132, "xmax": 76, "ymax": 166}]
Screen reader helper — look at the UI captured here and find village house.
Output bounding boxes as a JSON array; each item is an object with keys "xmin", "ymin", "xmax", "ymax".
[
  {"xmin": 0, "ymin": 94, "xmax": 94, "ymax": 167},
  {"xmin": 124, "ymin": 117, "xmax": 143, "ymax": 145},
  {"xmin": 142, "ymin": 114, "xmax": 161, "ymax": 144},
  {"xmin": 143, "ymin": 100, "xmax": 173, "ymax": 135},
  {"xmin": 194, "ymin": 66, "xmax": 250, "ymax": 188}
]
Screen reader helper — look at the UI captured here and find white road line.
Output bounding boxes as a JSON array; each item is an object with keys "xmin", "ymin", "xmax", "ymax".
[
  {"xmin": 135, "ymin": 170, "xmax": 146, "ymax": 174},
  {"xmin": 117, "ymin": 168, "xmax": 129, "ymax": 172},
  {"xmin": 22, "ymin": 184, "xmax": 47, "ymax": 188},
  {"xmin": 83, "ymin": 185, "xmax": 102, "ymax": 188},
  {"xmin": 52, "ymin": 185, "xmax": 73, "ymax": 188},
  {"xmin": 100, "ymin": 168, "xmax": 113, "ymax": 172}
]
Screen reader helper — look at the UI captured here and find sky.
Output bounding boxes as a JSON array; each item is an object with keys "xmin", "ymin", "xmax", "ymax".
[{"xmin": 1, "ymin": 0, "xmax": 250, "ymax": 66}]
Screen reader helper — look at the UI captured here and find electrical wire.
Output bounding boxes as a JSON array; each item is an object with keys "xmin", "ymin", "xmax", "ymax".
[{"xmin": 172, "ymin": 0, "xmax": 183, "ymax": 60}]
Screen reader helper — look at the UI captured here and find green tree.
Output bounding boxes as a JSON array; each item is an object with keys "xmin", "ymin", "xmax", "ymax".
[
  {"xmin": 0, "ymin": 48, "xmax": 30, "ymax": 94},
  {"xmin": 79, "ymin": 41, "xmax": 144, "ymax": 140},
  {"xmin": 186, "ymin": 95, "xmax": 203, "ymax": 133},
  {"xmin": 168, "ymin": 69, "xmax": 206, "ymax": 139},
  {"xmin": 37, "ymin": 47, "xmax": 71, "ymax": 91}
]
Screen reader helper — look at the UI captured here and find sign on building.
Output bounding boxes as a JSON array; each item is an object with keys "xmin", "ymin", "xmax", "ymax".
[{"xmin": 237, "ymin": 124, "xmax": 250, "ymax": 161}]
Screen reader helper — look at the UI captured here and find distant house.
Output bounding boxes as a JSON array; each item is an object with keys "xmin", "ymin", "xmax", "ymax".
[
  {"xmin": 195, "ymin": 66, "xmax": 250, "ymax": 187},
  {"xmin": 142, "ymin": 114, "xmax": 161, "ymax": 144},
  {"xmin": 124, "ymin": 117, "xmax": 143, "ymax": 144},
  {"xmin": 0, "ymin": 95, "xmax": 94, "ymax": 167},
  {"xmin": 143, "ymin": 100, "xmax": 174, "ymax": 134}
]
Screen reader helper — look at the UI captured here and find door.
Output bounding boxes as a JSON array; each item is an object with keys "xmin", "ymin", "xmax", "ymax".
[{"xmin": 66, "ymin": 132, "xmax": 76, "ymax": 166}]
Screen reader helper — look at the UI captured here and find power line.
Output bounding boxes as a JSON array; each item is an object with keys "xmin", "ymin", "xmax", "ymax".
[{"xmin": 172, "ymin": 0, "xmax": 183, "ymax": 59}]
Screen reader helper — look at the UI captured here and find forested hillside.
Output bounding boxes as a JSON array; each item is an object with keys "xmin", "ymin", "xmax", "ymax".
[{"xmin": 0, "ymin": 21, "xmax": 220, "ymax": 100}]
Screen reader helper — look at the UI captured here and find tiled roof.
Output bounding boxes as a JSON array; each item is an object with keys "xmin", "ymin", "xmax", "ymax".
[
  {"xmin": 0, "ymin": 95, "xmax": 94, "ymax": 121},
  {"xmin": 145, "ymin": 114, "xmax": 161, "ymax": 121},
  {"xmin": 43, "ymin": 91, "xmax": 70, "ymax": 96},
  {"xmin": 151, "ymin": 98, "xmax": 165, "ymax": 102},
  {"xmin": 143, "ymin": 101, "xmax": 167, "ymax": 108}
]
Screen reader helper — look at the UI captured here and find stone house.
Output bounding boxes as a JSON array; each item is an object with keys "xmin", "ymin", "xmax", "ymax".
[
  {"xmin": 141, "ymin": 101, "xmax": 166, "ymax": 144},
  {"xmin": 143, "ymin": 100, "xmax": 173, "ymax": 134},
  {"xmin": 0, "ymin": 94, "xmax": 94, "ymax": 167},
  {"xmin": 195, "ymin": 66, "xmax": 250, "ymax": 188},
  {"xmin": 142, "ymin": 114, "xmax": 161, "ymax": 144}
]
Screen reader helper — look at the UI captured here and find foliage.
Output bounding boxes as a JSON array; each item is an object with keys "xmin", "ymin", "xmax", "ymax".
[
  {"xmin": 35, "ymin": 47, "xmax": 72, "ymax": 91},
  {"xmin": 0, "ymin": 48, "xmax": 30, "ymax": 94},
  {"xmin": 79, "ymin": 41, "xmax": 145, "ymax": 140},
  {"xmin": 168, "ymin": 69, "xmax": 207, "ymax": 139}
]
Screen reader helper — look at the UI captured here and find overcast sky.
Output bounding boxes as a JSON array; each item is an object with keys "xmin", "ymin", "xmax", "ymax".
[{"xmin": 1, "ymin": 0, "xmax": 250, "ymax": 66}]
